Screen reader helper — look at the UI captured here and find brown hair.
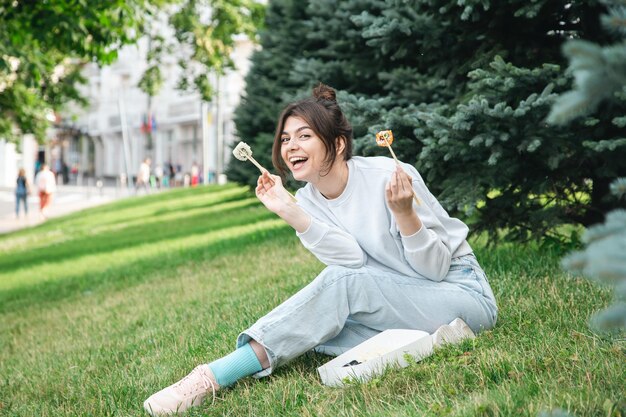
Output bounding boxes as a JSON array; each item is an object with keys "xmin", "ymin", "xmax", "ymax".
[{"xmin": 272, "ymin": 83, "xmax": 353, "ymax": 178}]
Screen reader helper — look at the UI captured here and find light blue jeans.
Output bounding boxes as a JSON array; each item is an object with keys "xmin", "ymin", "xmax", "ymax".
[
  {"xmin": 15, "ymin": 192, "xmax": 28, "ymax": 216},
  {"xmin": 237, "ymin": 254, "xmax": 497, "ymax": 376}
]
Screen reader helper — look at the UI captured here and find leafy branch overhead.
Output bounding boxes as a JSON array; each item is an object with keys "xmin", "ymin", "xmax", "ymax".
[
  {"xmin": 0, "ymin": 0, "xmax": 158, "ymax": 142},
  {"xmin": 139, "ymin": 0, "xmax": 265, "ymax": 101}
]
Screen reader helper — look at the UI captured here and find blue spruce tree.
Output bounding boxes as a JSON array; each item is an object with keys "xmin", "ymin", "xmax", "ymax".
[
  {"xmin": 233, "ymin": 0, "xmax": 624, "ymax": 243},
  {"xmin": 549, "ymin": 0, "xmax": 626, "ymax": 333}
]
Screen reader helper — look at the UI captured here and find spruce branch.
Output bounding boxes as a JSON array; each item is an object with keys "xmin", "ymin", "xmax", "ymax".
[
  {"xmin": 601, "ymin": 3, "xmax": 626, "ymax": 35},
  {"xmin": 551, "ymin": 0, "xmax": 626, "ymax": 335},
  {"xmin": 610, "ymin": 178, "xmax": 626, "ymax": 197}
]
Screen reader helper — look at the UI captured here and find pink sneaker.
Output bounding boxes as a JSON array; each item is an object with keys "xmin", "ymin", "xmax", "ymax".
[
  {"xmin": 432, "ymin": 318, "xmax": 475, "ymax": 347},
  {"xmin": 143, "ymin": 364, "xmax": 217, "ymax": 416}
]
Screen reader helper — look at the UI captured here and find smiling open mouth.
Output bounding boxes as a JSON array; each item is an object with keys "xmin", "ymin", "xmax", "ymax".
[{"xmin": 289, "ymin": 156, "xmax": 308, "ymax": 169}]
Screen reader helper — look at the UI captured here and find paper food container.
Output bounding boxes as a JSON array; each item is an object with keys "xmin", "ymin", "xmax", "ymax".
[{"xmin": 317, "ymin": 329, "xmax": 433, "ymax": 387}]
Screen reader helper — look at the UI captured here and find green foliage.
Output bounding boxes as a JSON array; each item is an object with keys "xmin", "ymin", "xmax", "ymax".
[
  {"xmin": 547, "ymin": 40, "xmax": 626, "ymax": 125},
  {"xmin": 137, "ymin": 64, "xmax": 164, "ymax": 98},
  {"xmin": 352, "ymin": 0, "xmax": 624, "ymax": 241},
  {"xmin": 550, "ymin": 0, "xmax": 626, "ymax": 335},
  {"xmin": 562, "ymin": 209, "xmax": 626, "ymax": 330},
  {"xmin": 137, "ymin": 35, "xmax": 168, "ymax": 98},
  {"xmin": 232, "ymin": 0, "xmax": 625, "ymax": 242},
  {"xmin": 0, "ymin": 0, "xmax": 165, "ymax": 143},
  {"xmin": 169, "ymin": 0, "xmax": 265, "ymax": 101}
]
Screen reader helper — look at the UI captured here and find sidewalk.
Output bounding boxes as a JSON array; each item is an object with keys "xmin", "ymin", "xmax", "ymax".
[{"xmin": 0, "ymin": 185, "xmax": 132, "ymax": 235}]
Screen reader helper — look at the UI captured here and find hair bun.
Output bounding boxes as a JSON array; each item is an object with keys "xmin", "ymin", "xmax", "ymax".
[{"xmin": 312, "ymin": 83, "xmax": 337, "ymax": 102}]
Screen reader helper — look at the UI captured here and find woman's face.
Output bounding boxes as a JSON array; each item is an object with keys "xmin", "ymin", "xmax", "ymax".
[{"xmin": 280, "ymin": 116, "xmax": 329, "ymax": 184}]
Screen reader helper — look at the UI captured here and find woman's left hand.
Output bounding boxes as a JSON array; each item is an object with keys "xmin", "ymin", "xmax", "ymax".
[
  {"xmin": 386, "ymin": 165, "xmax": 423, "ymax": 235},
  {"xmin": 385, "ymin": 165, "xmax": 415, "ymax": 216}
]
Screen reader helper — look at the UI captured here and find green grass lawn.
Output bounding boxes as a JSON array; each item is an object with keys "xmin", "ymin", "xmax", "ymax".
[{"xmin": 0, "ymin": 185, "xmax": 623, "ymax": 417}]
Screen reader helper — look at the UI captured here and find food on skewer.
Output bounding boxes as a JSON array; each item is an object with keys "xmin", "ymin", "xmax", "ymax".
[
  {"xmin": 376, "ymin": 130, "xmax": 401, "ymax": 165},
  {"xmin": 375, "ymin": 130, "xmax": 394, "ymax": 147},
  {"xmin": 232, "ymin": 141, "xmax": 267, "ymax": 173}
]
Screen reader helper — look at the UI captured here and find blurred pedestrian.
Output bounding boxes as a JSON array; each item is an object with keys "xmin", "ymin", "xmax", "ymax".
[
  {"xmin": 162, "ymin": 168, "xmax": 170, "ymax": 187},
  {"xmin": 154, "ymin": 165, "xmax": 164, "ymax": 189},
  {"xmin": 136, "ymin": 158, "xmax": 151, "ymax": 194},
  {"xmin": 34, "ymin": 159, "xmax": 42, "ymax": 177},
  {"xmin": 35, "ymin": 164, "xmax": 56, "ymax": 220},
  {"xmin": 62, "ymin": 161, "xmax": 69, "ymax": 184},
  {"xmin": 15, "ymin": 168, "xmax": 30, "ymax": 218},
  {"xmin": 174, "ymin": 164, "xmax": 183, "ymax": 187},
  {"xmin": 166, "ymin": 162, "xmax": 175, "ymax": 187},
  {"xmin": 191, "ymin": 162, "xmax": 199, "ymax": 187},
  {"xmin": 71, "ymin": 164, "xmax": 79, "ymax": 183}
]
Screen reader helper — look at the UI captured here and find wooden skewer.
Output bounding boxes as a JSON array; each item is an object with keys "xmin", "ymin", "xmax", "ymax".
[
  {"xmin": 246, "ymin": 155, "xmax": 267, "ymax": 174},
  {"xmin": 384, "ymin": 137, "xmax": 401, "ymax": 165},
  {"xmin": 263, "ymin": 171, "xmax": 297, "ymax": 203},
  {"xmin": 383, "ymin": 137, "xmax": 420, "ymax": 206}
]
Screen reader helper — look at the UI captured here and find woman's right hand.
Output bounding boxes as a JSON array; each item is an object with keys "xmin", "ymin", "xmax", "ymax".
[
  {"xmin": 255, "ymin": 171, "xmax": 293, "ymax": 214},
  {"xmin": 255, "ymin": 171, "xmax": 312, "ymax": 233}
]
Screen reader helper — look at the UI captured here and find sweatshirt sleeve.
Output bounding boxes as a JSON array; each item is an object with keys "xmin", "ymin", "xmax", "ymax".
[
  {"xmin": 397, "ymin": 166, "xmax": 453, "ymax": 281},
  {"xmin": 297, "ymin": 217, "xmax": 366, "ymax": 268},
  {"xmin": 400, "ymin": 222, "xmax": 451, "ymax": 281}
]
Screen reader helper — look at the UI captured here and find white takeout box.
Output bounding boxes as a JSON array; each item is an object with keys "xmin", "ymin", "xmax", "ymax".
[{"xmin": 317, "ymin": 329, "xmax": 433, "ymax": 387}]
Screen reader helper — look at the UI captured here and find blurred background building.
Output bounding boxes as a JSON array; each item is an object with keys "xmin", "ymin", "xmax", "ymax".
[{"xmin": 0, "ymin": 32, "xmax": 254, "ymax": 188}]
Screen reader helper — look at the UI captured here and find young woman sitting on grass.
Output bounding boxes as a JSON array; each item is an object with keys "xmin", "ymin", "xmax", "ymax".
[{"xmin": 143, "ymin": 84, "xmax": 498, "ymax": 416}]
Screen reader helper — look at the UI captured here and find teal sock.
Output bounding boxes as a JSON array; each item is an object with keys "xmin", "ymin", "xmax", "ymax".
[{"xmin": 207, "ymin": 343, "xmax": 263, "ymax": 387}]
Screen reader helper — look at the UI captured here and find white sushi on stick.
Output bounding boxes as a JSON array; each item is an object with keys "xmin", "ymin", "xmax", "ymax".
[
  {"xmin": 233, "ymin": 142, "xmax": 267, "ymax": 174},
  {"xmin": 233, "ymin": 141, "xmax": 297, "ymax": 202}
]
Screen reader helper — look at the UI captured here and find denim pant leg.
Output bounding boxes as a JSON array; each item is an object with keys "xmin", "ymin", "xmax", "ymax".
[
  {"xmin": 446, "ymin": 254, "xmax": 498, "ymax": 325},
  {"xmin": 320, "ymin": 255, "xmax": 498, "ymax": 356},
  {"xmin": 313, "ymin": 318, "xmax": 381, "ymax": 356},
  {"xmin": 314, "ymin": 257, "xmax": 497, "ymax": 357},
  {"xmin": 237, "ymin": 257, "xmax": 497, "ymax": 377},
  {"xmin": 15, "ymin": 194, "xmax": 27, "ymax": 216}
]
